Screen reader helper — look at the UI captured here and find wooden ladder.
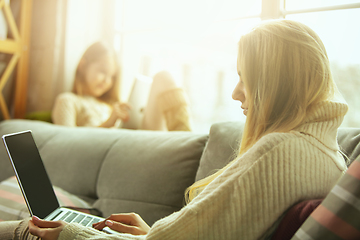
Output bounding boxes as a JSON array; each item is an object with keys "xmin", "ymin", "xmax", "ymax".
[{"xmin": 0, "ymin": 0, "xmax": 32, "ymax": 119}]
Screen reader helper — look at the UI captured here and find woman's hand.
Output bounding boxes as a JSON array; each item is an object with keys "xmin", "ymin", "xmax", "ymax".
[
  {"xmin": 93, "ymin": 213, "xmax": 150, "ymax": 235},
  {"xmin": 28, "ymin": 216, "xmax": 67, "ymax": 240}
]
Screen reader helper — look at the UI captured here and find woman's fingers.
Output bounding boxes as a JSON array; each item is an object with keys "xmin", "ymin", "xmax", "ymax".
[
  {"xmin": 28, "ymin": 216, "xmax": 65, "ymax": 240},
  {"xmin": 31, "ymin": 216, "xmax": 63, "ymax": 228},
  {"xmin": 105, "ymin": 220, "xmax": 148, "ymax": 235},
  {"xmin": 107, "ymin": 213, "xmax": 142, "ymax": 225},
  {"xmin": 92, "ymin": 221, "xmax": 102, "ymax": 228},
  {"xmin": 93, "ymin": 213, "xmax": 150, "ymax": 235},
  {"xmin": 93, "ymin": 220, "xmax": 106, "ymax": 230}
]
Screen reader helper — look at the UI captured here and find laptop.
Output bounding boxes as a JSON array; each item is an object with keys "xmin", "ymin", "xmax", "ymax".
[
  {"xmin": 121, "ymin": 74, "xmax": 152, "ymax": 129},
  {"xmin": 2, "ymin": 130, "xmax": 118, "ymax": 234}
]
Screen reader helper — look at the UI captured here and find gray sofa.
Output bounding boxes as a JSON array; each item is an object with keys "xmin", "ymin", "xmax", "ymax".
[{"xmin": 0, "ymin": 119, "xmax": 359, "ymax": 229}]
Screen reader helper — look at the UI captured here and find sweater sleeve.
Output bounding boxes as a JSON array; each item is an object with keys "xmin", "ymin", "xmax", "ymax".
[
  {"xmin": 59, "ymin": 223, "xmax": 146, "ymax": 240},
  {"xmin": 58, "ymin": 133, "xmax": 343, "ymax": 240},
  {"xmin": 52, "ymin": 93, "xmax": 78, "ymax": 127}
]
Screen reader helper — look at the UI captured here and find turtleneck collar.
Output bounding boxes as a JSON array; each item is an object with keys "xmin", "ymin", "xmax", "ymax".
[{"xmin": 294, "ymin": 101, "xmax": 348, "ymax": 151}]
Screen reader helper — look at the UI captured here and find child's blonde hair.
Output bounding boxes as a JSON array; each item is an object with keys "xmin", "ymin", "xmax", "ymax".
[
  {"xmin": 185, "ymin": 19, "xmax": 337, "ymax": 203},
  {"xmin": 73, "ymin": 41, "xmax": 121, "ymax": 103}
]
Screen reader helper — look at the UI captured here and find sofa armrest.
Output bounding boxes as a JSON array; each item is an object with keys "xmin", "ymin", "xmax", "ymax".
[{"xmin": 338, "ymin": 127, "xmax": 360, "ymax": 166}]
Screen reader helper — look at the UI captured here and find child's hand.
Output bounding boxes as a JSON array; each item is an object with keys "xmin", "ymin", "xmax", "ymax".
[{"xmin": 113, "ymin": 102, "xmax": 131, "ymax": 122}]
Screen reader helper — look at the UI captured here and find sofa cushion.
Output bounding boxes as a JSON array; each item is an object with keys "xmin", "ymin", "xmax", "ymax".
[
  {"xmin": 195, "ymin": 121, "xmax": 244, "ymax": 181},
  {"xmin": 0, "ymin": 176, "xmax": 91, "ymax": 221},
  {"xmin": 94, "ymin": 130, "xmax": 208, "ymax": 226},
  {"xmin": 291, "ymin": 154, "xmax": 360, "ymax": 240}
]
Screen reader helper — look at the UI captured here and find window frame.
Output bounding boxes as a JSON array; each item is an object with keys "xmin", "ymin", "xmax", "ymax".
[
  {"xmin": 264, "ymin": 0, "xmax": 360, "ymax": 19},
  {"xmin": 114, "ymin": 0, "xmax": 360, "ymax": 55}
]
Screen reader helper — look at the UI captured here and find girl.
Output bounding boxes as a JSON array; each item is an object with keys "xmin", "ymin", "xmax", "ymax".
[
  {"xmin": 1, "ymin": 19, "xmax": 348, "ymax": 239},
  {"xmin": 52, "ymin": 41, "xmax": 191, "ymax": 131}
]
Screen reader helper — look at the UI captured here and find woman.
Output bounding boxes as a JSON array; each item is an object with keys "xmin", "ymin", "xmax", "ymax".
[
  {"xmin": 0, "ymin": 19, "xmax": 348, "ymax": 240},
  {"xmin": 52, "ymin": 41, "xmax": 191, "ymax": 131}
]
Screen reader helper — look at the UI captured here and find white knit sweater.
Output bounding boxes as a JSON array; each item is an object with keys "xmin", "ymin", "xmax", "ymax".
[
  {"xmin": 52, "ymin": 89, "xmax": 191, "ymax": 131},
  {"xmin": 58, "ymin": 101, "xmax": 348, "ymax": 240},
  {"xmin": 52, "ymin": 92, "xmax": 113, "ymax": 127}
]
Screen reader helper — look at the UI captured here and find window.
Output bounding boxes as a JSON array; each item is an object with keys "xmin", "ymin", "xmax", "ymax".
[
  {"xmin": 113, "ymin": 0, "xmax": 360, "ymax": 132},
  {"xmin": 286, "ymin": 8, "xmax": 360, "ymax": 127},
  {"xmin": 282, "ymin": 1, "xmax": 360, "ymax": 127}
]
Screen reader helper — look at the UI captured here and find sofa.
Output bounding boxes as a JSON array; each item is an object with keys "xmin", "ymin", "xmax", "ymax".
[{"xmin": 0, "ymin": 119, "xmax": 360, "ymax": 238}]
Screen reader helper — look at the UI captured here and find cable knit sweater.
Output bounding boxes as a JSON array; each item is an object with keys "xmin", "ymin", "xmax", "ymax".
[
  {"xmin": 52, "ymin": 89, "xmax": 191, "ymax": 131},
  {"xmin": 58, "ymin": 101, "xmax": 348, "ymax": 240},
  {"xmin": 52, "ymin": 92, "xmax": 113, "ymax": 127}
]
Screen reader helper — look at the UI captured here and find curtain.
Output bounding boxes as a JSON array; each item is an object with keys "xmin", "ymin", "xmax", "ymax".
[{"xmin": 27, "ymin": 0, "xmax": 116, "ymax": 114}]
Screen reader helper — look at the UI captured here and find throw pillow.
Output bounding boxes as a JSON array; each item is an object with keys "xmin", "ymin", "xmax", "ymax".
[
  {"xmin": 0, "ymin": 176, "xmax": 92, "ymax": 221},
  {"xmin": 291, "ymin": 155, "xmax": 360, "ymax": 240},
  {"xmin": 271, "ymin": 199, "xmax": 323, "ymax": 240},
  {"xmin": 195, "ymin": 121, "xmax": 243, "ymax": 181}
]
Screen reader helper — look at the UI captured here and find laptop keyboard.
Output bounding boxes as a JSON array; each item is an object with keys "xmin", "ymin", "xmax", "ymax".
[{"xmin": 55, "ymin": 211, "xmax": 102, "ymax": 227}]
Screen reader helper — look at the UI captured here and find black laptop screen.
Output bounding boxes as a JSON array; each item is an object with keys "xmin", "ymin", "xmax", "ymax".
[{"xmin": 3, "ymin": 131, "xmax": 60, "ymax": 219}]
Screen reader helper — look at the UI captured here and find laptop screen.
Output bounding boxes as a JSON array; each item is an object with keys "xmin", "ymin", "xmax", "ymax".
[{"xmin": 3, "ymin": 131, "xmax": 60, "ymax": 219}]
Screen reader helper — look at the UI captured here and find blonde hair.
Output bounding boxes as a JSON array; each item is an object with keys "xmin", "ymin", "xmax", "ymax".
[
  {"xmin": 185, "ymin": 19, "xmax": 337, "ymax": 203},
  {"xmin": 73, "ymin": 41, "xmax": 121, "ymax": 103}
]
